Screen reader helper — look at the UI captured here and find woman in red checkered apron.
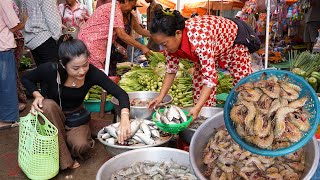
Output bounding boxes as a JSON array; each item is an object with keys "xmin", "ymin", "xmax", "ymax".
[{"xmin": 148, "ymin": 9, "xmax": 253, "ymax": 119}]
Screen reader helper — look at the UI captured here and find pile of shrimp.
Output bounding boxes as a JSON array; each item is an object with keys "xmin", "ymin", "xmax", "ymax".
[
  {"xmin": 203, "ymin": 128, "xmax": 305, "ymax": 180},
  {"xmin": 230, "ymin": 73, "xmax": 310, "ymax": 150}
]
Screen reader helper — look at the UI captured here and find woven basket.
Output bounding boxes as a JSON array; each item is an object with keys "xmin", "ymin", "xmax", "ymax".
[
  {"xmin": 18, "ymin": 112, "xmax": 59, "ymax": 180},
  {"xmin": 224, "ymin": 69, "xmax": 320, "ymax": 156},
  {"xmin": 152, "ymin": 109, "xmax": 192, "ymax": 134}
]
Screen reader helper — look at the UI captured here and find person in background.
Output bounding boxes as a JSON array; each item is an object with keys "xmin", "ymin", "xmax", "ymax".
[
  {"xmin": 0, "ymin": 0, "xmax": 26, "ymax": 129},
  {"xmin": 78, "ymin": 0, "xmax": 150, "ymax": 70},
  {"xmin": 148, "ymin": 10, "xmax": 253, "ymax": 119},
  {"xmin": 12, "ymin": 0, "xmax": 28, "ymax": 112},
  {"xmin": 22, "ymin": 36, "xmax": 131, "ymax": 170},
  {"xmin": 304, "ymin": 0, "xmax": 320, "ymax": 51},
  {"xmin": 145, "ymin": 0, "xmax": 162, "ymax": 51},
  {"xmin": 127, "ymin": 9, "xmax": 144, "ymax": 63},
  {"xmin": 58, "ymin": 0, "xmax": 89, "ymax": 39},
  {"xmin": 22, "ymin": 0, "xmax": 62, "ymax": 96}
]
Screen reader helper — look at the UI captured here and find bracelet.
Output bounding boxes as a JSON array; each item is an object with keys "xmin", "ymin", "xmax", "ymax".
[{"xmin": 121, "ymin": 112, "xmax": 130, "ymax": 115}]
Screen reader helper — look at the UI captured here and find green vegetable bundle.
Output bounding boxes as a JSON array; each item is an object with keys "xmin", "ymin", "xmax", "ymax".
[
  {"xmin": 85, "ymin": 85, "xmax": 112, "ymax": 101},
  {"xmin": 291, "ymin": 51, "xmax": 320, "ymax": 93}
]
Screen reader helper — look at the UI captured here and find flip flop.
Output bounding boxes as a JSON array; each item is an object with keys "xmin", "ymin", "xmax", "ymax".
[
  {"xmin": 70, "ymin": 160, "xmax": 81, "ymax": 169},
  {"xmin": 0, "ymin": 121, "xmax": 19, "ymax": 130}
]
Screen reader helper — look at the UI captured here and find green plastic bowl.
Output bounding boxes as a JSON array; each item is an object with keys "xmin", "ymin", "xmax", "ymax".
[
  {"xmin": 152, "ymin": 109, "xmax": 192, "ymax": 134},
  {"xmin": 83, "ymin": 100, "xmax": 114, "ymax": 112}
]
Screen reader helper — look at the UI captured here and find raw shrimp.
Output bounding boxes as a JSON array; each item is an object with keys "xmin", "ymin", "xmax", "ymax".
[
  {"xmin": 249, "ymin": 131, "xmax": 274, "ymax": 149},
  {"xmin": 275, "ymin": 107, "xmax": 296, "ymax": 138},
  {"xmin": 254, "ymin": 111, "xmax": 271, "ymax": 137},
  {"xmin": 238, "ymin": 89, "xmax": 262, "ymax": 102},
  {"xmin": 288, "ymin": 97, "xmax": 308, "ymax": 109},
  {"xmin": 266, "ymin": 173, "xmax": 283, "ymax": 180},
  {"xmin": 284, "ymin": 121, "xmax": 303, "ymax": 143},
  {"xmin": 288, "ymin": 111, "xmax": 310, "ymax": 132},
  {"xmin": 261, "ymin": 83, "xmax": 281, "ymax": 99},
  {"xmin": 279, "ymin": 82, "xmax": 299, "ymax": 101},
  {"xmin": 245, "ymin": 157, "xmax": 266, "ymax": 171}
]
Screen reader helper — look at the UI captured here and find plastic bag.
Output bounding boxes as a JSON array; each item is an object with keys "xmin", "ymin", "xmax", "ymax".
[{"xmin": 313, "ymin": 29, "xmax": 320, "ymax": 53}]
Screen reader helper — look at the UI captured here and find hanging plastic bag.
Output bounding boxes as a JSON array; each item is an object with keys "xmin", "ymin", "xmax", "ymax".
[
  {"xmin": 18, "ymin": 112, "xmax": 59, "ymax": 180},
  {"xmin": 313, "ymin": 29, "xmax": 320, "ymax": 53}
]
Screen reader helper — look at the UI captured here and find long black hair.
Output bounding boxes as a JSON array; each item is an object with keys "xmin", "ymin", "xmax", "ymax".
[
  {"xmin": 56, "ymin": 35, "xmax": 90, "ymax": 85},
  {"xmin": 150, "ymin": 8, "xmax": 186, "ymax": 36}
]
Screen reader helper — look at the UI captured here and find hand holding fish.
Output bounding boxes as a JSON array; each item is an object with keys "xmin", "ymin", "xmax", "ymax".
[
  {"xmin": 148, "ymin": 96, "xmax": 163, "ymax": 109},
  {"xmin": 189, "ymin": 106, "xmax": 200, "ymax": 121},
  {"xmin": 118, "ymin": 109, "xmax": 131, "ymax": 144}
]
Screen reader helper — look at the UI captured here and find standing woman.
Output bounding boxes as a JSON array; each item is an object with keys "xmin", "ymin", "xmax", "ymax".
[
  {"xmin": 148, "ymin": 10, "xmax": 253, "ymax": 118},
  {"xmin": 22, "ymin": 37, "xmax": 131, "ymax": 169},
  {"xmin": 58, "ymin": 0, "xmax": 89, "ymax": 38},
  {"xmin": 78, "ymin": 0, "xmax": 150, "ymax": 70},
  {"xmin": 12, "ymin": 0, "xmax": 28, "ymax": 111}
]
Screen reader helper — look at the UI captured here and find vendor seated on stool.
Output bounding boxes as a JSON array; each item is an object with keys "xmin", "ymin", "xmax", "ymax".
[{"xmin": 22, "ymin": 35, "xmax": 131, "ymax": 170}]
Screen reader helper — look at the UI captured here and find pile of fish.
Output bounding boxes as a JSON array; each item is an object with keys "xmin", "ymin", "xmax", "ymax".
[
  {"xmin": 100, "ymin": 119, "xmax": 169, "ymax": 146},
  {"xmin": 189, "ymin": 116, "xmax": 207, "ymax": 129},
  {"xmin": 203, "ymin": 128, "xmax": 305, "ymax": 180},
  {"xmin": 154, "ymin": 105, "xmax": 188, "ymax": 124},
  {"xmin": 230, "ymin": 73, "xmax": 311, "ymax": 149},
  {"xmin": 111, "ymin": 160, "xmax": 197, "ymax": 179}
]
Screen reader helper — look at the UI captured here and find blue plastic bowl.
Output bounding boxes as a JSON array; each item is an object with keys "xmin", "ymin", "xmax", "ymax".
[{"xmin": 224, "ymin": 69, "xmax": 320, "ymax": 156}]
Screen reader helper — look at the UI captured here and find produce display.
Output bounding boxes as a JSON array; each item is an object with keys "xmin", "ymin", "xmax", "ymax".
[
  {"xmin": 84, "ymin": 85, "xmax": 112, "ymax": 101},
  {"xmin": 111, "ymin": 160, "xmax": 197, "ymax": 179},
  {"xmin": 100, "ymin": 119, "xmax": 170, "ymax": 146},
  {"xmin": 203, "ymin": 128, "xmax": 305, "ymax": 179},
  {"xmin": 230, "ymin": 73, "xmax": 310, "ymax": 149},
  {"xmin": 291, "ymin": 51, "xmax": 320, "ymax": 93},
  {"xmin": 118, "ymin": 51, "xmax": 233, "ymax": 107}
]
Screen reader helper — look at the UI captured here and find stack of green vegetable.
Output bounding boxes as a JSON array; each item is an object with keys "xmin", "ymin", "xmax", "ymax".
[
  {"xmin": 291, "ymin": 51, "xmax": 320, "ymax": 93},
  {"xmin": 84, "ymin": 85, "xmax": 112, "ymax": 101}
]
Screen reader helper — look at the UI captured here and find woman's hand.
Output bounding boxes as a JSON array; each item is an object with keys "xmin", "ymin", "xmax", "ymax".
[
  {"xmin": 148, "ymin": 96, "xmax": 163, "ymax": 109},
  {"xmin": 30, "ymin": 95, "xmax": 44, "ymax": 115},
  {"xmin": 117, "ymin": 110, "xmax": 131, "ymax": 144},
  {"xmin": 141, "ymin": 46, "xmax": 151, "ymax": 57},
  {"xmin": 188, "ymin": 106, "xmax": 201, "ymax": 121}
]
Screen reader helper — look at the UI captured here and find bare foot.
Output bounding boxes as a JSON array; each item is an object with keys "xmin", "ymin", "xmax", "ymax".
[{"xmin": 69, "ymin": 160, "xmax": 80, "ymax": 169}]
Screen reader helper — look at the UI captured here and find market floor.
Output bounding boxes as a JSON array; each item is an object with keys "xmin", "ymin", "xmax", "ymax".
[{"xmin": 0, "ymin": 100, "xmax": 124, "ymax": 180}]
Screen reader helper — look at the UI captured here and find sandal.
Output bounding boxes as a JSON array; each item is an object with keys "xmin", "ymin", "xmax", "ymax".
[
  {"xmin": 69, "ymin": 160, "xmax": 81, "ymax": 169},
  {"xmin": 0, "ymin": 121, "xmax": 19, "ymax": 130}
]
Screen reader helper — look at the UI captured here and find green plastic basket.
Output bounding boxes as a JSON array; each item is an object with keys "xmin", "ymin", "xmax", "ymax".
[
  {"xmin": 152, "ymin": 109, "xmax": 192, "ymax": 134},
  {"xmin": 18, "ymin": 112, "xmax": 59, "ymax": 180}
]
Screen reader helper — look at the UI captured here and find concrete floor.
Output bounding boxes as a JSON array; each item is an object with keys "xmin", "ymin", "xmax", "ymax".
[{"xmin": 0, "ymin": 100, "xmax": 114, "ymax": 180}]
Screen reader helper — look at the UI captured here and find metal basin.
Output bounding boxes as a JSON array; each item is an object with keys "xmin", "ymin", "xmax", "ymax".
[
  {"xmin": 111, "ymin": 91, "xmax": 173, "ymax": 120},
  {"xmin": 97, "ymin": 129, "xmax": 173, "ymax": 157},
  {"xmin": 179, "ymin": 107, "xmax": 223, "ymax": 144},
  {"xmin": 96, "ymin": 147, "xmax": 194, "ymax": 180},
  {"xmin": 189, "ymin": 111, "xmax": 320, "ymax": 179}
]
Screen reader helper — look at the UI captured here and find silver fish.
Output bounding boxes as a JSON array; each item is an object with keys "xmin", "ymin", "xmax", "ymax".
[
  {"xmin": 160, "ymin": 116, "xmax": 170, "ymax": 124},
  {"xmin": 166, "ymin": 105, "xmax": 180, "ymax": 121},
  {"xmin": 144, "ymin": 120, "xmax": 156, "ymax": 126},
  {"xmin": 101, "ymin": 133, "xmax": 111, "ymax": 139},
  {"xmin": 130, "ymin": 119, "xmax": 142, "ymax": 137},
  {"xmin": 104, "ymin": 125, "xmax": 118, "ymax": 138},
  {"xmin": 105, "ymin": 137, "xmax": 116, "ymax": 145},
  {"xmin": 140, "ymin": 122, "xmax": 151, "ymax": 138},
  {"xmin": 135, "ymin": 132, "xmax": 155, "ymax": 145},
  {"xmin": 175, "ymin": 106, "xmax": 187, "ymax": 122},
  {"xmin": 151, "ymin": 129, "xmax": 160, "ymax": 138},
  {"xmin": 132, "ymin": 135, "xmax": 143, "ymax": 143}
]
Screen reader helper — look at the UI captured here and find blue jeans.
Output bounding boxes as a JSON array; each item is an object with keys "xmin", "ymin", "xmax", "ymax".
[
  {"xmin": 127, "ymin": 38, "xmax": 144, "ymax": 63},
  {"xmin": 0, "ymin": 49, "xmax": 18, "ymax": 122}
]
